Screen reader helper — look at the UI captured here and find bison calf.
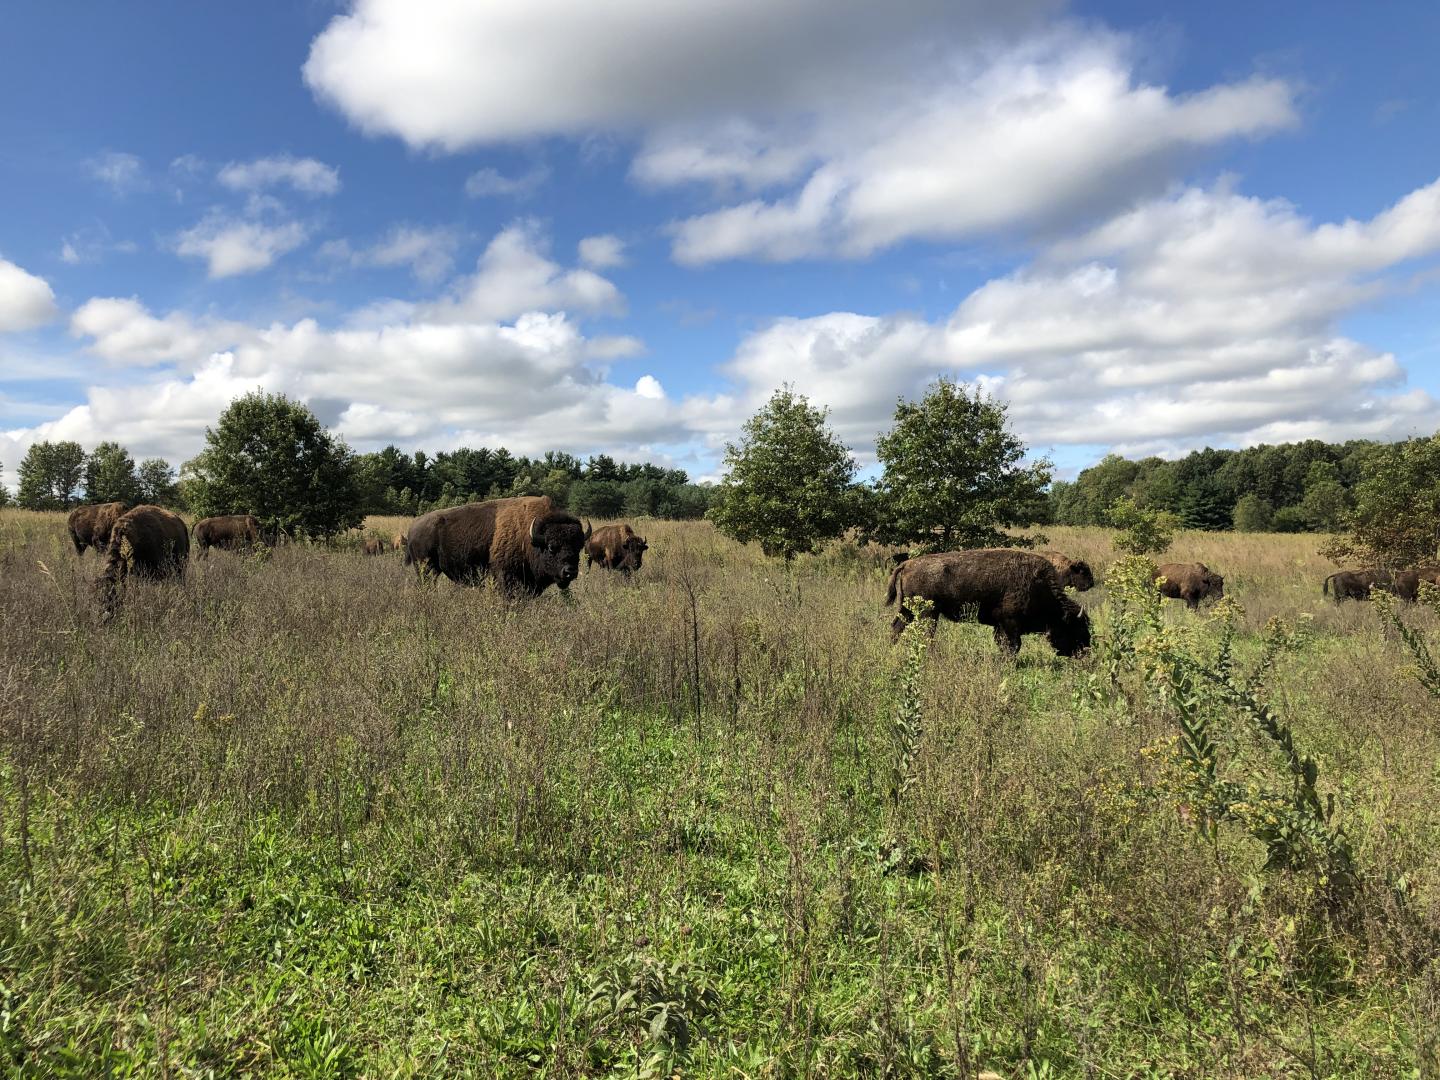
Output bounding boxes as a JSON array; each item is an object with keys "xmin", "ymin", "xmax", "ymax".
[
  {"xmin": 1041, "ymin": 550, "xmax": 1095, "ymax": 591},
  {"xmin": 1154, "ymin": 562, "xmax": 1225, "ymax": 610},
  {"xmin": 585, "ymin": 523, "xmax": 648, "ymax": 575},
  {"xmin": 68, "ymin": 501, "xmax": 126, "ymax": 555},
  {"xmin": 885, "ymin": 548, "xmax": 1091, "ymax": 656},
  {"xmin": 194, "ymin": 514, "xmax": 264, "ymax": 556}
]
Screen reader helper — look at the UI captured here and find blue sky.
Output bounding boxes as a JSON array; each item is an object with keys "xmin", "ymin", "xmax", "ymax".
[{"xmin": 2, "ymin": 0, "xmax": 1438, "ymax": 485}]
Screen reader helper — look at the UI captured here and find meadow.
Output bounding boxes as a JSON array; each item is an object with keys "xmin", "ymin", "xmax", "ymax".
[{"xmin": 1, "ymin": 509, "xmax": 1437, "ymax": 1078}]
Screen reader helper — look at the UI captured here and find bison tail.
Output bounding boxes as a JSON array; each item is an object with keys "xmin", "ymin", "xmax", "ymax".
[
  {"xmin": 884, "ymin": 564, "xmax": 903, "ymax": 607},
  {"xmin": 1322, "ymin": 574, "xmax": 1333, "ymax": 597}
]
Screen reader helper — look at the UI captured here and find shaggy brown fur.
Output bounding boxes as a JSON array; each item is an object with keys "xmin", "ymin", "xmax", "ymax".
[
  {"xmin": 884, "ymin": 548, "xmax": 1091, "ymax": 656},
  {"xmin": 1154, "ymin": 562, "xmax": 1225, "ymax": 610},
  {"xmin": 99, "ymin": 505, "xmax": 189, "ymax": 614},
  {"xmin": 402, "ymin": 508, "xmax": 448, "ymax": 576},
  {"xmin": 68, "ymin": 501, "xmax": 126, "ymax": 555},
  {"xmin": 1041, "ymin": 550, "xmax": 1095, "ymax": 591},
  {"xmin": 362, "ymin": 536, "xmax": 386, "ymax": 556},
  {"xmin": 412, "ymin": 496, "xmax": 591, "ymax": 595},
  {"xmin": 585, "ymin": 523, "xmax": 648, "ymax": 574},
  {"xmin": 392, "ymin": 531, "xmax": 406, "ymax": 552},
  {"xmin": 1323, "ymin": 568, "xmax": 1431, "ymax": 602},
  {"xmin": 194, "ymin": 514, "xmax": 263, "ymax": 556}
]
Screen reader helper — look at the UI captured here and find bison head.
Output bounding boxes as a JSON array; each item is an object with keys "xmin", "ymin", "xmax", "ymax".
[
  {"xmin": 1205, "ymin": 570, "xmax": 1225, "ymax": 600},
  {"xmin": 616, "ymin": 533, "xmax": 648, "ymax": 574},
  {"xmin": 1046, "ymin": 604, "xmax": 1092, "ymax": 657},
  {"xmin": 1065, "ymin": 559, "xmax": 1095, "ymax": 591},
  {"xmin": 530, "ymin": 513, "xmax": 590, "ymax": 588}
]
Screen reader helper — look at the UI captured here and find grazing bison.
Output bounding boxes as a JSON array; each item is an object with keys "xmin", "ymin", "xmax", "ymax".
[
  {"xmin": 409, "ymin": 496, "xmax": 591, "ymax": 595},
  {"xmin": 402, "ymin": 507, "xmax": 448, "ymax": 576},
  {"xmin": 884, "ymin": 548, "xmax": 1091, "ymax": 656},
  {"xmin": 361, "ymin": 536, "xmax": 386, "ymax": 556},
  {"xmin": 98, "ymin": 505, "xmax": 189, "ymax": 613},
  {"xmin": 392, "ymin": 531, "xmax": 406, "ymax": 553},
  {"xmin": 1154, "ymin": 562, "xmax": 1225, "ymax": 610},
  {"xmin": 68, "ymin": 501, "xmax": 126, "ymax": 555},
  {"xmin": 585, "ymin": 523, "xmax": 648, "ymax": 575},
  {"xmin": 194, "ymin": 514, "xmax": 263, "ymax": 556},
  {"xmin": 1323, "ymin": 569, "xmax": 1397, "ymax": 602},
  {"xmin": 1041, "ymin": 550, "xmax": 1095, "ymax": 591}
]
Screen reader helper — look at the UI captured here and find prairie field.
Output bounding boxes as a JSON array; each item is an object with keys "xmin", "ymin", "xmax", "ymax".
[{"xmin": 2, "ymin": 509, "xmax": 1439, "ymax": 1077}]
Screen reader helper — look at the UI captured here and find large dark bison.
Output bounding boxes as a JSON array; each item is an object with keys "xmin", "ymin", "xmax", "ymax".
[
  {"xmin": 1324, "ymin": 568, "xmax": 1438, "ymax": 603},
  {"xmin": 884, "ymin": 548, "xmax": 1091, "ymax": 656},
  {"xmin": 1154, "ymin": 562, "xmax": 1225, "ymax": 610},
  {"xmin": 1041, "ymin": 550, "xmax": 1095, "ymax": 591},
  {"xmin": 585, "ymin": 523, "xmax": 648, "ymax": 575},
  {"xmin": 194, "ymin": 514, "xmax": 263, "ymax": 556},
  {"xmin": 68, "ymin": 501, "xmax": 126, "ymax": 555},
  {"xmin": 98, "ymin": 505, "xmax": 189, "ymax": 614},
  {"xmin": 407, "ymin": 496, "xmax": 591, "ymax": 595}
]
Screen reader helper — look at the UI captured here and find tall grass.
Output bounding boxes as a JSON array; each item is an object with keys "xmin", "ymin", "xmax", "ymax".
[{"xmin": 1, "ymin": 509, "xmax": 1437, "ymax": 1076}]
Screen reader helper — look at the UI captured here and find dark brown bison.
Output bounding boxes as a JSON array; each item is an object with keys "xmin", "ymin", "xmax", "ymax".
[
  {"xmin": 884, "ymin": 548, "xmax": 1091, "ymax": 656},
  {"xmin": 1323, "ymin": 569, "xmax": 1391, "ymax": 602},
  {"xmin": 193, "ymin": 514, "xmax": 263, "ymax": 556},
  {"xmin": 585, "ymin": 523, "xmax": 648, "ymax": 574},
  {"xmin": 1154, "ymin": 562, "xmax": 1225, "ymax": 610},
  {"xmin": 1041, "ymin": 550, "xmax": 1095, "ymax": 591},
  {"xmin": 362, "ymin": 536, "xmax": 386, "ymax": 556},
  {"xmin": 68, "ymin": 501, "xmax": 126, "ymax": 555},
  {"xmin": 98, "ymin": 505, "xmax": 189, "ymax": 613},
  {"xmin": 408, "ymin": 496, "xmax": 591, "ymax": 595}
]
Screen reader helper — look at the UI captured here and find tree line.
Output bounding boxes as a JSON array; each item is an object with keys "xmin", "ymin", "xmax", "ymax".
[
  {"xmin": 1047, "ymin": 440, "xmax": 1387, "ymax": 533},
  {"xmin": 6, "ymin": 392, "xmax": 715, "ymax": 536}
]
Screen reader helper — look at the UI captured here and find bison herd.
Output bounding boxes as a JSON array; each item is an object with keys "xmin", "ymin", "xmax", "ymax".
[{"xmin": 56, "ymin": 495, "xmax": 1437, "ymax": 655}]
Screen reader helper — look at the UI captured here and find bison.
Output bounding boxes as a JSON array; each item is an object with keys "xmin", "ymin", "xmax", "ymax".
[
  {"xmin": 884, "ymin": 548, "xmax": 1091, "ymax": 656},
  {"xmin": 98, "ymin": 505, "xmax": 189, "ymax": 614},
  {"xmin": 1323, "ymin": 569, "xmax": 1392, "ymax": 602},
  {"xmin": 1154, "ymin": 562, "xmax": 1225, "ymax": 610},
  {"xmin": 1041, "ymin": 550, "xmax": 1095, "ymax": 592},
  {"xmin": 362, "ymin": 536, "xmax": 386, "ymax": 556},
  {"xmin": 392, "ymin": 531, "xmax": 406, "ymax": 553},
  {"xmin": 585, "ymin": 523, "xmax": 648, "ymax": 575},
  {"xmin": 194, "ymin": 514, "xmax": 264, "ymax": 557},
  {"xmin": 407, "ymin": 496, "xmax": 591, "ymax": 595},
  {"xmin": 68, "ymin": 501, "xmax": 126, "ymax": 555}
]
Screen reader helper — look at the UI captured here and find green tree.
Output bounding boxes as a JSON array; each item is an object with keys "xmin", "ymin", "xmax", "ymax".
[
  {"xmin": 183, "ymin": 391, "xmax": 363, "ymax": 539},
  {"xmin": 1232, "ymin": 494, "xmax": 1274, "ymax": 533},
  {"xmin": 83, "ymin": 441, "xmax": 141, "ymax": 504},
  {"xmin": 1108, "ymin": 496, "xmax": 1179, "ymax": 556},
  {"xmin": 1323, "ymin": 435, "xmax": 1440, "ymax": 567},
  {"xmin": 709, "ymin": 387, "xmax": 859, "ymax": 560},
  {"xmin": 569, "ymin": 478, "xmax": 626, "ymax": 518},
  {"xmin": 0, "ymin": 484, "xmax": 9, "ymax": 508},
  {"xmin": 1298, "ymin": 460, "xmax": 1349, "ymax": 532},
  {"xmin": 872, "ymin": 378, "xmax": 1050, "ymax": 551},
  {"xmin": 16, "ymin": 440, "xmax": 85, "ymax": 510},
  {"xmin": 137, "ymin": 458, "xmax": 180, "ymax": 507}
]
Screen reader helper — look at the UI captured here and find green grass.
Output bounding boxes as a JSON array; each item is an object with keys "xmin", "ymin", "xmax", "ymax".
[{"xmin": 1, "ymin": 511, "xmax": 1438, "ymax": 1076}]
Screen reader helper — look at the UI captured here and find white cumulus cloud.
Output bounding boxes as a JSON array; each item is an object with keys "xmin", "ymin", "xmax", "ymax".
[
  {"xmin": 174, "ymin": 214, "xmax": 308, "ymax": 278},
  {"xmin": 464, "ymin": 164, "xmax": 550, "ymax": 199},
  {"xmin": 0, "ymin": 258, "xmax": 60, "ymax": 332}
]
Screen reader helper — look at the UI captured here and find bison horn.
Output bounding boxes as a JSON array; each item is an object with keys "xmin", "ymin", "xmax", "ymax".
[{"xmin": 529, "ymin": 515, "xmax": 542, "ymax": 547}]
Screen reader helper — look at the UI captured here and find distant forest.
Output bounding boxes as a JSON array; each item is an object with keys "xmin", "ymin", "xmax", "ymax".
[
  {"xmin": 351, "ymin": 445, "xmax": 715, "ymax": 520},
  {"xmin": 1047, "ymin": 439, "xmax": 1385, "ymax": 532}
]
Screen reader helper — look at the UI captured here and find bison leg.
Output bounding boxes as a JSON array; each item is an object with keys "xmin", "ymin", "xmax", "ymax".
[
  {"xmin": 71, "ymin": 532, "xmax": 86, "ymax": 556},
  {"xmin": 993, "ymin": 622, "xmax": 1022, "ymax": 654},
  {"xmin": 1185, "ymin": 594, "xmax": 1200, "ymax": 610}
]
